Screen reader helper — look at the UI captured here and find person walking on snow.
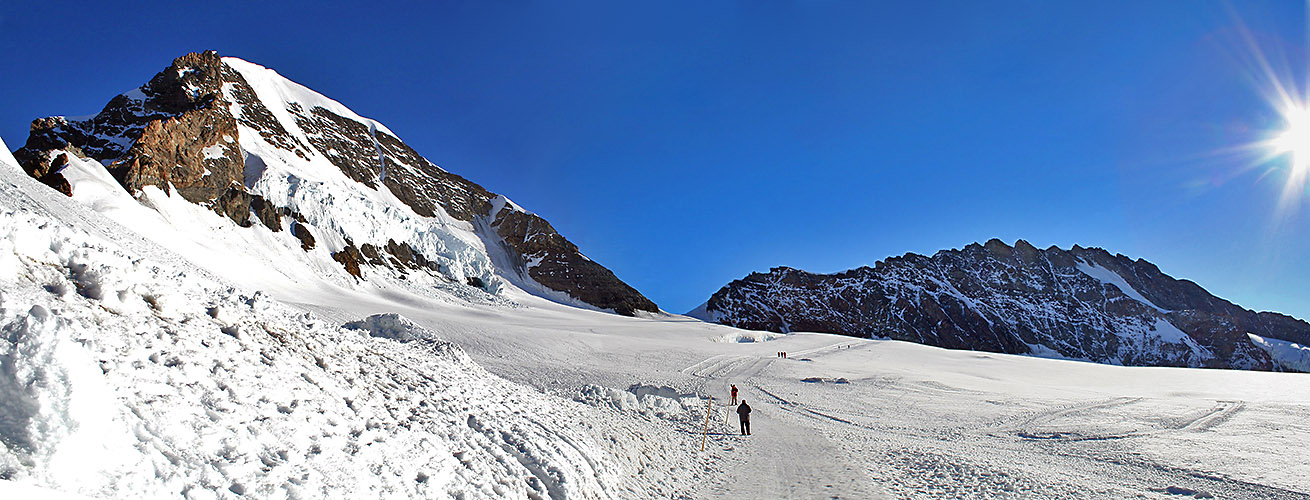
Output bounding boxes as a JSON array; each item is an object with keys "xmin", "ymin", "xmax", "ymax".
[
  {"xmin": 737, "ymin": 400, "xmax": 752, "ymax": 435},
  {"xmin": 730, "ymin": 384, "xmax": 738, "ymax": 405}
]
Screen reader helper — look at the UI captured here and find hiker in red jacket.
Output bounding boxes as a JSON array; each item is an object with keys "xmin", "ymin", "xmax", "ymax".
[{"xmin": 730, "ymin": 384, "xmax": 738, "ymax": 405}]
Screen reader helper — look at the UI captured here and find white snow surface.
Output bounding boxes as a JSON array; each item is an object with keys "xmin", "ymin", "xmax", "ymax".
[{"xmin": 201, "ymin": 143, "xmax": 227, "ymax": 161}]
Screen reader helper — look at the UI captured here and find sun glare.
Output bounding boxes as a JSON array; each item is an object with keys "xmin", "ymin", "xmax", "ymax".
[
  {"xmin": 1265, "ymin": 101, "xmax": 1310, "ymax": 206},
  {"xmin": 1271, "ymin": 104, "xmax": 1310, "ymax": 175}
]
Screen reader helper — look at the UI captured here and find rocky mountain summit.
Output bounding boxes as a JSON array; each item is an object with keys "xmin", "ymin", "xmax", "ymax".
[
  {"xmin": 13, "ymin": 51, "xmax": 656, "ymax": 315},
  {"xmin": 692, "ymin": 239, "xmax": 1310, "ymax": 371}
]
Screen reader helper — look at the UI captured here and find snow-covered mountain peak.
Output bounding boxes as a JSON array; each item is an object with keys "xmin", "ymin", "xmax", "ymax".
[{"xmin": 12, "ymin": 51, "xmax": 657, "ymax": 316}]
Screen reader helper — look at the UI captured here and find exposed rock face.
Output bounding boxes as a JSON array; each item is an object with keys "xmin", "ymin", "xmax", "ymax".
[
  {"xmin": 15, "ymin": 51, "xmax": 656, "ymax": 316},
  {"xmin": 14, "ymin": 50, "xmax": 247, "ymax": 209},
  {"xmin": 250, "ymin": 196, "xmax": 285, "ymax": 232},
  {"xmin": 695, "ymin": 239, "xmax": 1310, "ymax": 371},
  {"xmin": 29, "ymin": 152, "xmax": 72, "ymax": 197},
  {"xmin": 291, "ymin": 222, "xmax": 315, "ymax": 250},
  {"xmin": 492, "ymin": 208, "xmax": 656, "ymax": 316},
  {"xmin": 332, "ymin": 243, "xmax": 364, "ymax": 279}
]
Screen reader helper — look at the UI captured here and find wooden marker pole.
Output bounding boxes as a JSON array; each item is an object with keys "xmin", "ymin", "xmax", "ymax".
[{"xmin": 701, "ymin": 397, "xmax": 713, "ymax": 451}]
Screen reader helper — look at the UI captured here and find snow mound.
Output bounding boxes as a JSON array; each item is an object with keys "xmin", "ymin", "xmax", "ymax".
[
  {"xmin": 712, "ymin": 329, "xmax": 786, "ymax": 343},
  {"xmin": 343, "ymin": 313, "xmax": 436, "ymax": 342},
  {"xmin": 577, "ymin": 384, "xmax": 705, "ymax": 424},
  {"xmin": 1247, "ymin": 333, "xmax": 1310, "ymax": 372}
]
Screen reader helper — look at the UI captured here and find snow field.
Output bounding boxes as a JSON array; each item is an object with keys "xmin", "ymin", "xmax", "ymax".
[
  {"xmin": 739, "ymin": 337, "xmax": 1310, "ymax": 499},
  {"xmin": 7, "ymin": 67, "xmax": 1310, "ymax": 499}
]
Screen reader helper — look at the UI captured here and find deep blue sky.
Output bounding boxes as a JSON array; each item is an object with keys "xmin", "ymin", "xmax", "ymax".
[{"xmin": 3, "ymin": 1, "xmax": 1308, "ymax": 319}]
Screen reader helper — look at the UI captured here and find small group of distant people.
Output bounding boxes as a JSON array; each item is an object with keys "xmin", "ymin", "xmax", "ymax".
[{"xmin": 776, "ymin": 351, "xmax": 787, "ymax": 359}]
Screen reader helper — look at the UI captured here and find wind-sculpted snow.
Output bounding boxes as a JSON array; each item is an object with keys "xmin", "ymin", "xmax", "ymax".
[
  {"xmin": 695, "ymin": 238, "xmax": 1310, "ymax": 371},
  {"xmin": 0, "ymin": 150, "xmax": 668, "ymax": 499}
]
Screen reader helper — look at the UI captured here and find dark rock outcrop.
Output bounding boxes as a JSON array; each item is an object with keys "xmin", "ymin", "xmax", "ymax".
[
  {"xmin": 332, "ymin": 244, "xmax": 364, "ymax": 279},
  {"xmin": 36, "ymin": 153, "xmax": 72, "ymax": 197},
  {"xmin": 291, "ymin": 222, "xmax": 316, "ymax": 251},
  {"xmin": 696, "ymin": 239, "xmax": 1310, "ymax": 371},
  {"xmin": 492, "ymin": 208, "xmax": 657, "ymax": 316},
  {"xmin": 14, "ymin": 51, "xmax": 250, "ymax": 217},
  {"xmin": 250, "ymin": 196, "xmax": 285, "ymax": 232}
]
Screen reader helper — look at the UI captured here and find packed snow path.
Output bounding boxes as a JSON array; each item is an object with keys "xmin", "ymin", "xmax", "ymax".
[{"xmin": 684, "ymin": 349, "xmax": 885, "ymax": 498}]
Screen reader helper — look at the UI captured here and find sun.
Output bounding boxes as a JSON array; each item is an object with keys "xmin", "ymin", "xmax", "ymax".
[
  {"xmin": 1270, "ymin": 104, "xmax": 1310, "ymax": 176},
  {"xmin": 1265, "ymin": 100, "xmax": 1310, "ymax": 206}
]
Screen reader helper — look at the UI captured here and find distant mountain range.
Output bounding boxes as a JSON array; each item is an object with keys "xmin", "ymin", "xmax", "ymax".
[
  {"xmin": 690, "ymin": 239, "xmax": 1310, "ymax": 371},
  {"xmin": 12, "ymin": 51, "xmax": 656, "ymax": 316}
]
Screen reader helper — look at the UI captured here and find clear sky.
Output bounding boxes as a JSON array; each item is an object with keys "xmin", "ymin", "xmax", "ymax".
[{"xmin": 2, "ymin": 1, "xmax": 1308, "ymax": 319}]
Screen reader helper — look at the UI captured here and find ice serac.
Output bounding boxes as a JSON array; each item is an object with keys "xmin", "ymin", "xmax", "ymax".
[
  {"xmin": 693, "ymin": 238, "xmax": 1310, "ymax": 371},
  {"xmin": 12, "ymin": 51, "xmax": 657, "ymax": 316}
]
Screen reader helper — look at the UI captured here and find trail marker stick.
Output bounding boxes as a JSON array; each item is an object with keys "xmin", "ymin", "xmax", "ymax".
[{"xmin": 701, "ymin": 397, "xmax": 713, "ymax": 451}]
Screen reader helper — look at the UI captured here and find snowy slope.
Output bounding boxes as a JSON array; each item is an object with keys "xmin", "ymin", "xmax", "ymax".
[
  {"xmin": 1249, "ymin": 333, "xmax": 1310, "ymax": 372},
  {"xmin": 0, "ymin": 137, "xmax": 694, "ymax": 499},
  {"xmin": 219, "ymin": 56, "xmax": 501, "ymax": 291},
  {"xmin": 271, "ymin": 265, "xmax": 1310, "ymax": 499}
]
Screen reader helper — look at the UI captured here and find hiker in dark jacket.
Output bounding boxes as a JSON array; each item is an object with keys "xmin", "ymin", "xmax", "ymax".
[{"xmin": 737, "ymin": 400, "xmax": 752, "ymax": 435}]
